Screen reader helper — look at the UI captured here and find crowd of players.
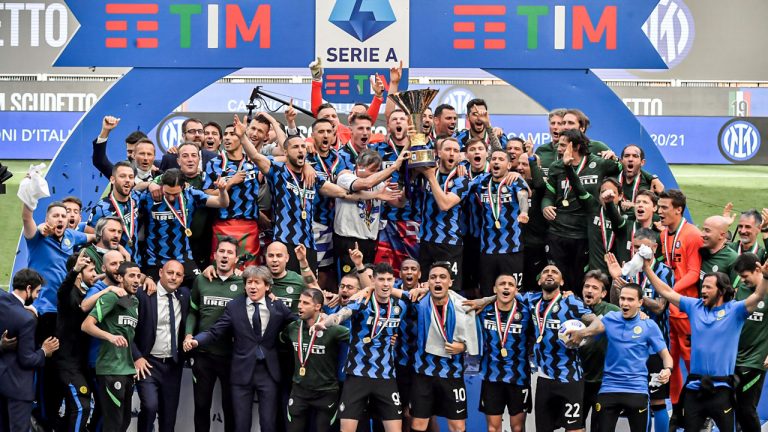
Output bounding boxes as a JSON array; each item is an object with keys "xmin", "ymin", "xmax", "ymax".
[{"xmin": 3, "ymin": 60, "xmax": 768, "ymax": 432}]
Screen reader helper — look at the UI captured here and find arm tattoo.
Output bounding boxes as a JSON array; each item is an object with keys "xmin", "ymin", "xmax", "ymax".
[{"xmin": 326, "ymin": 307, "xmax": 353, "ymax": 327}]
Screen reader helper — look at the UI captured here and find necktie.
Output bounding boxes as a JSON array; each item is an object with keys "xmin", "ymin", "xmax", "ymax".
[
  {"xmin": 252, "ymin": 302, "xmax": 265, "ymax": 360},
  {"xmin": 168, "ymin": 294, "xmax": 178, "ymax": 362}
]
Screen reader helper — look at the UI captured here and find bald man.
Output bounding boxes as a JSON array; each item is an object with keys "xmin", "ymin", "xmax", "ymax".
[
  {"xmin": 265, "ymin": 242, "xmax": 307, "ymax": 313},
  {"xmin": 700, "ymin": 216, "xmax": 740, "ymax": 287},
  {"xmin": 132, "ymin": 260, "xmax": 191, "ymax": 432}
]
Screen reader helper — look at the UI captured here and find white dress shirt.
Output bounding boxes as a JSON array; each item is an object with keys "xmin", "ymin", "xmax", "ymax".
[
  {"xmin": 150, "ymin": 283, "xmax": 182, "ymax": 358},
  {"xmin": 246, "ymin": 297, "xmax": 270, "ymax": 336}
]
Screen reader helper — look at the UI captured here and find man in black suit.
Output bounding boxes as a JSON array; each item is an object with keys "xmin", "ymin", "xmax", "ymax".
[
  {"xmin": 159, "ymin": 118, "xmax": 217, "ymax": 172},
  {"xmin": 0, "ymin": 269, "xmax": 59, "ymax": 432},
  {"xmin": 185, "ymin": 265, "xmax": 296, "ymax": 432},
  {"xmin": 131, "ymin": 260, "xmax": 190, "ymax": 432}
]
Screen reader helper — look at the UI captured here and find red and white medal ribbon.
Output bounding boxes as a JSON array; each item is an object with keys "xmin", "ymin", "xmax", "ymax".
[{"xmin": 535, "ymin": 294, "xmax": 561, "ymax": 343}]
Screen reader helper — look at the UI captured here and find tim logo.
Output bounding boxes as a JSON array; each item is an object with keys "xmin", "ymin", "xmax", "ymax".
[
  {"xmin": 720, "ymin": 120, "xmax": 761, "ymax": 162},
  {"xmin": 641, "ymin": 0, "xmax": 695, "ymax": 68},
  {"xmin": 441, "ymin": 87, "xmax": 475, "ymax": 117},
  {"xmin": 158, "ymin": 115, "xmax": 188, "ymax": 153}
]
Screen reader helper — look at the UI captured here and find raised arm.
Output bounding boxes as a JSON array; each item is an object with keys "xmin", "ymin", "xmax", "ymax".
[
  {"xmin": 568, "ymin": 314, "xmax": 605, "ymax": 346},
  {"xmin": 384, "ymin": 61, "xmax": 403, "ymax": 120},
  {"xmin": 421, "ymin": 167, "xmax": 462, "ymax": 211},
  {"xmin": 21, "ymin": 204, "xmax": 39, "ymax": 240},
  {"xmin": 643, "ymin": 258, "xmax": 681, "ymax": 307},
  {"xmin": 205, "ymin": 178, "xmax": 230, "ymax": 208},
  {"xmin": 345, "ymin": 151, "xmax": 408, "ymax": 191},
  {"xmin": 233, "ymin": 114, "xmax": 272, "ymax": 174}
]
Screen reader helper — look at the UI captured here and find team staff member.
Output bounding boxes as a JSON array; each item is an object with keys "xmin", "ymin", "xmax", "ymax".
[
  {"xmin": 657, "ymin": 189, "xmax": 702, "ymax": 412},
  {"xmin": 568, "ymin": 282, "xmax": 673, "ymax": 432},
  {"xmin": 280, "ymin": 288, "xmax": 350, "ymax": 432},
  {"xmin": 185, "ymin": 237, "xmax": 243, "ymax": 432},
  {"xmin": 644, "ymin": 254, "xmax": 768, "ymax": 432},
  {"xmin": 186, "ymin": 266, "xmax": 296, "ymax": 432},
  {"xmin": 477, "ymin": 274, "xmax": 531, "ymax": 432},
  {"xmin": 534, "ymin": 109, "xmax": 566, "ymax": 177},
  {"xmin": 699, "ymin": 215, "xmax": 739, "ymax": 284},
  {"xmin": 81, "ymin": 262, "xmax": 141, "ymax": 432},
  {"xmin": 615, "ymin": 190, "xmax": 661, "ymax": 265},
  {"xmin": 726, "ymin": 208, "xmax": 767, "ymax": 261}
]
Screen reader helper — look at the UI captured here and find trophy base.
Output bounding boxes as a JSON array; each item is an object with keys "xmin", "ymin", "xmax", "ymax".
[{"xmin": 408, "ymin": 145, "xmax": 436, "ymax": 169}]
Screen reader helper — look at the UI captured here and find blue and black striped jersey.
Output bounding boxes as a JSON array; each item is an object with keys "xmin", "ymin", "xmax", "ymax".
[
  {"xmin": 419, "ymin": 173, "xmax": 469, "ymax": 245},
  {"xmin": 455, "ymin": 128, "xmax": 508, "ymax": 151},
  {"xmin": 630, "ymin": 261, "xmax": 674, "ymax": 346},
  {"xmin": 87, "ymin": 191, "xmax": 141, "ymax": 258},
  {"xmin": 266, "ymin": 162, "xmax": 327, "ymax": 248},
  {"xmin": 468, "ymin": 173, "xmax": 529, "ymax": 254},
  {"xmin": 371, "ymin": 139, "xmax": 421, "ymax": 222},
  {"xmin": 478, "ymin": 297, "xmax": 532, "ymax": 385},
  {"xmin": 307, "ymin": 150, "xmax": 343, "ymax": 226},
  {"xmin": 203, "ymin": 154, "xmax": 260, "ymax": 220}
]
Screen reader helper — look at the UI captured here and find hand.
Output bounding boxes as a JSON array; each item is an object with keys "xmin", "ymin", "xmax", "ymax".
[
  {"xmin": 455, "ymin": 164, "xmax": 468, "ymax": 178},
  {"xmin": 599, "ymin": 150, "xmax": 617, "ymax": 160},
  {"xmin": 390, "ymin": 334, "xmax": 398, "ymax": 347},
  {"xmin": 306, "ymin": 140, "xmax": 317, "ymax": 155},
  {"xmin": 492, "ymin": 127, "xmax": 504, "ymax": 138},
  {"xmin": 371, "ymin": 74, "xmax": 385, "ymax": 98},
  {"xmin": 183, "ymin": 337, "xmax": 199, "ymax": 352},
  {"xmin": 324, "ymin": 291, "xmax": 340, "ymax": 309},
  {"xmin": 501, "ymin": 171, "xmax": 521, "ymax": 185},
  {"xmin": 562, "ymin": 146, "xmax": 574, "ymax": 166},
  {"xmin": 101, "ymin": 116, "xmax": 120, "ymax": 136},
  {"xmin": 461, "ymin": 299, "xmax": 487, "ymax": 313},
  {"xmin": 74, "ymin": 251, "xmax": 91, "ymax": 273},
  {"xmin": 134, "ymin": 357, "xmax": 153, "ymax": 380},
  {"xmin": 600, "ymin": 188, "xmax": 616, "ymax": 204},
  {"xmin": 117, "ymin": 244, "xmax": 131, "ymax": 262},
  {"xmin": 110, "ymin": 335, "xmax": 128, "ymax": 348},
  {"xmin": 763, "ymin": 354, "xmax": 768, "ymax": 369},
  {"xmin": 233, "ymin": 114, "xmax": 248, "ymax": 138},
  {"xmin": 761, "ymin": 208, "xmax": 768, "ymax": 231},
  {"xmin": 565, "ymin": 329, "xmax": 585, "ymax": 348},
  {"xmin": 202, "ymin": 265, "xmax": 217, "ymax": 281},
  {"xmin": 604, "ymin": 253, "xmax": 623, "ymax": 280},
  {"xmin": 148, "ymin": 182, "xmax": 162, "ymax": 201},
  {"xmin": 348, "ymin": 242, "xmax": 364, "ymax": 268},
  {"xmin": 524, "ymin": 138, "xmax": 534, "ymax": 156},
  {"xmin": 285, "ymin": 98, "xmax": 297, "ymax": 127},
  {"xmin": 349, "ymin": 287, "xmax": 373, "ymax": 304},
  {"xmin": 650, "ymin": 178, "xmax": 664, "ymax": 193},
  {"xmin": 653, "ymin": 220, "xmax": 665, "ymax": 232},
  {"xmin": 419, "ymin": 166, "xmax": 437, "ymax": 179},
  {"xmin": 167, "ymin": 146, "xmax": 179, "ymax": 155},
  {"xmin": 227, "ymin": 170, "xmax": 247, "ymax": 187},
  {"xmin": 309, "ymin": 57, "xmax": 323, "ymax": 81},
  {"xmin": 394, "ymin": 150, "xmax": 411, "ymax": 169},
  {"xmin": 444, "ymin": 341, "xmax": 466, "ymax": 355},
  {"xmin": 110, "ymin": 286, "xmax": 128, "ymax": 297},
  {"xmin": 142, "ymin": 277, "xmax": 156, "ymax": 296},
  {"xmin": 409, "ymin": 287, "xmax": 428, "ymax": 302},
  {"xmin": 517, "ymin": 212, "xmax": 529, "ymax": 224},
  {"xmin": 543, "ymin": 206, "xmax": 557, "ymax": 221},
  {"xmin": 41, "ymin": 337, "xmax": 59, "ymax": 357},
  {"xmin": 311, "ymin": 316, "xmax": 329, "ymax": 332},
  {"xmin": 639, "ymin": 311, "xmax": 649, "ymax": 320},
  {"xmin": 389, "ymin": 60, "xmax": 403, "ymax": 84},
  {"xmin": 561, "ymin": 290, "xmax": 574, "ymax": 298},
  {"xmin": 1, "ymin": 331, "xmax": 18, "ymax": 352},
  {"xmin": 377, "ymin": 187, "xmax": 402, "ymax": 202},
  {"xmin": 658, "ymin": 368, "xmax": 671, "ymax": 384},
  {"xmin": 620, "ymin": 200, "xmax": 635, "ymax": 211},
  {"xmin": 38, "ymin": 223, "xmax": 54, "ymax": 237},
  {"xmin": 295, "ymin": 244, "xmax": 308, "ymax": 266},
  {"xmin": 258, "ymin": 212, "xmax": 272, "ymax": 231},
  {"xmin": 303, "ymin": 164, "xmax": 317, "ymax": 188},
  {"xmin": 722, "ymin": 202, "xmax": 736, "ymax": 226}
]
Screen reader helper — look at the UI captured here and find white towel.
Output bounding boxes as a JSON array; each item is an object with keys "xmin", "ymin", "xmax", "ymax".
[
  {"xmin": 425, "ymin": 291, "xmax": 479, "ymax": 358},
  {"xmin": 17, "ymin": 163, "xmax": 49, "ymax": 210}
]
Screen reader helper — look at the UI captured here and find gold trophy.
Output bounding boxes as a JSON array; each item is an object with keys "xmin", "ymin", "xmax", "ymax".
[{"xmin": 389, "ymin": 88, "xmax": 439, "ymax": 168}]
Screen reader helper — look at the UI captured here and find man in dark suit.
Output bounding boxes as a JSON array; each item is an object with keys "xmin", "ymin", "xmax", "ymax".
[
  {"xmin": 0, "ymin": 269, "xmax": 59, "ymax": 432},
  {"xmin": 185, "ymin": 265, "xmax": 296, "ymax": 432},
  {"xmin": 131, "ymin": 260, "xmax": 190, "ymax": 432}
]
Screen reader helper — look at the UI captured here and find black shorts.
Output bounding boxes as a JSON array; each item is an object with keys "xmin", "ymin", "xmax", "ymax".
[
  {"xmin": 647, "ymin": 353, "xmax": 670, "ymax": 400},
  {"xmin": 418, "ymin": 241, "xmax": 463, "ymax": 291},
  {"xmin": 478, "ymin": 252, "xmax": 524, "ymax": 297},
  {"xmin": 596, "ymin": 392, "xmax": 650, "ymax": 432},
  {"xmin": 395, "ymin": 364, "xmax": 413, "ymax": 411},
  {"xmin": 535, "ymin": 377, "xmax": 584, "ymax": 431},
  {"xmin": 409, "ymin": 373, "xmax": 467, "ymax": 420},
  {"xmin": 339, "ymin": 376, "xmax": 402, "ymax": 421},
  {"xmin": 479, "ymin": 380, "xmax": 531, "ymax": 416},
  {"xmin": 287, "ymin": 388, "xmax": 339, "ymax": 432}
]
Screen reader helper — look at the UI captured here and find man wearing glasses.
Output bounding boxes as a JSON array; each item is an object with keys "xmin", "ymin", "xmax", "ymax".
[{"xmin": 160, "ymin": 118, "xmax": 218, "ymax": 171}]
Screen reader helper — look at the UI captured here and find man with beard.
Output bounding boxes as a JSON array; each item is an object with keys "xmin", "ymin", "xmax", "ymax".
[
  {"xmin": 618, "ymin": 144, "xmax": 664, "ymax": 220},
  {"xmin": 477, "ymin": 274, "xmax": 532, "ymax": 432},
  {"xmin": 81, "ymin": 262, "xmax": 141, "ymax": 432},
  {"xmin": 82, "ymin": 216, "xmax": 126, "ymax": 273},
  {"xmin": 643, "ymin": 256, "xmax": 767, "ymax": 432},
  {"xmin": 615, "ymin": 190, "xmax": 662, "ymax": 265},
  {"xmin": 461, "ymin": 138, "xmax": 490, "ymax": 295},
  {"xmin": 542, "ymin": 128, "xmax": 620, "ymax": 296},
  {"xmin": 528, "ymin": 265, "xmax": 597, "ymax": 432},
  {"xmin": 56, "ymin": 253, "xmax": 99, "ymax": 432},
  {"xmin": 726, "ymin": 208, "xmax": 767, "ymax": 261},
  {"xmin": 204, "ymin": 124, "xmax": 262, "ymax": 267},
  {"xmin": 313, "ymin": 263, "xmax": 411, "ymax": 432},
  {"xmin": 281, "ymin": 288, "xmax": 350, "ymax": 432},
  {"xmin": 516, "ymin": 142, "xmax": 549, "ymax": 292},
  {"xmin": 699, "ymin": 215, "xmax": 740, "ymax": 284},
  {"xmin": 468, "ymin": 150, "xmax": 530, "ymax": 296},
  {"xmin": 534, "ymin": 108, "xmax": 566, "ymax": 178},
  {"xmin": 338, "ymin": 113, "xmax": 373, "ymax": 171},
  {"xmin": 415, "ymin": 137, "xmax": 470, "ymax": 291},
  {"xmin": 91, "ymin": 115, "xmax": 151, "ymax": 179},
  {"xmin": 63, "ymin": 196, "xmax": 87, "ymax": 232},
  {"xmin": 88, "ymin": 161, "xmax": 140, "ymax": 259},
  {"xmin": 203, "ymin": 121, "xmax": 222, "ymax": 152},
  {"xmin": 456, "ymin": 99, "xmax": 504, "ymax": 152},
  {"xmin": 185, "ymin": 237, "xmax": 243, "ymax": 432},
  {"xmin": 560, "ymin": 109, "xmax": 612, "ymax": 156},
  {"xmin": 433, "ymin": 104, "xmax": 458, "ymax": 137},
  {"xmin": 574, "ymin": 270, "xmax": 619, "ymax": 431},
  {"xmin": 568, "ymin": 282, "xmax": 672, "ymax": 432},
  {"xmin": 236, "ymin": 115, "xmax": 396, "ymax": 273}
]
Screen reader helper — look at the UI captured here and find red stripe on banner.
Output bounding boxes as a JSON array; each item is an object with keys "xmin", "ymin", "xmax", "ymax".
[
  {"xmin": 136, "ymin": 38, "xmax": 158, "ymax": 48},
  {"xmin": 137, "ymin": 21, "xmax": 158, "ymax": 31},
  {"xmin": 484, "ymin": 22, "xmax": 506, "ymax": 32},
  {"xmin": 453, "ymin": 22, "xmax": 475, "ymax": 32},
  {"xmin": 454, "ymin": 5, "xmax": 506, "ymax": 16},
  {"xmin": 484, "ymin": 39, "xmax": 506, "ymax": 49},
  {"xmin": 326, "ymin": 89, "xmax": 336, "ymax": 95},
  {"xmin": 326, "ymin": 75, "xmax": 349, "ymax": 80},
  {"xmin": 453, "ymin": 39, "xmax": 475, "ymax": 49},
  {"xmin": 340, "ymin": 90, "xmax": 350, "ymax": 95},
  {"xmin": 106, "ymin": 3, "xmax": 159, "ymax": 14},
  {"xmin": 105, "ymin": 20, "xmax": 127, "ymax": 31},
  {"xmin": 105, "ymin": 38, "xmax": 127, "ymax": 48},
  {"xmin": 339, "ymin": 82, "xmax": 350, "ymax": 88},
  {"xmin": 325, "ymin": 82, "xmax": 336, "ymax": 88}
]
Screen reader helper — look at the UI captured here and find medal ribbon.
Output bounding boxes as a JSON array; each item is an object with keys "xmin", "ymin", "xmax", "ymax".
[
  {"xmin": 287, "ymin": 169, "xmax": 308, "ymax": 215},
  {"xmin": 430, "ymin": 297, "xmax": 450, "ymax": 342},
  {"xmin": 316, "ymin": 153, "xmax": 340, "ymax": 180},
  {"xmin": 109, "ymin": 192, "xmax": 135, "ymax": 242},
  {"xmin": 563, "ymin": 156, "xmax": 588, "ymax": 202},
  {"xmin": 621, "ymin": 170, "xmax": 641, "ymax": 202},
  {"xmin": 535, "ymin": 294, "xmax": 562, "ymax": 341},
  {"xmin": 441, "ymin": 167, "xmax": 459, "ymax": 193},
  {"xmin": 468, "ymin": 161, "xmax": 489, "ymax": 180},
  {"xmin": 220, "ymin": 151, "xmax": 245, "ymax": 173},
  {"xmin": 388, "ymin": 136, "xmax": 401, "ymax": 157},
  {"xmin": 629, "ymin": 221, "xmax": 638, "ymax": 257},
  {"xmin": 662, "ymin": 218, "xmax": 686, "ymax": 268},
  {"xmin": 737, "ymin": 241, "xmax": 760, "ymax": 256},
  {"xmin": 163, "ymin": 193, "xmax": 188, "ymax": 231},
  {"xmin": 345, "ymin": 143, "xmax": 358, "ymax": 160},
  {"xmin": 599, "ymin": 208, "xmax": 615, "ymax": 251},
  {"xmin": 494, "ymin": 300, "xmax": 517, "ymax": 349},
  {"xmin": 297, "ymin": 320, "xmax": 319, "ymax": 370},
  {"xmin": 369, "ymin": 297, "xmax": 393, "ymax": 340},
  {"xmin": 487, "ymin": 177, "xmax": 506, "ymax": 225}
]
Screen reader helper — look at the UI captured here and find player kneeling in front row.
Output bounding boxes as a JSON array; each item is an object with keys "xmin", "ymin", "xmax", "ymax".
[{"xmin": 568, "ymin": 282, "xmax": 672, "ymax": 431}]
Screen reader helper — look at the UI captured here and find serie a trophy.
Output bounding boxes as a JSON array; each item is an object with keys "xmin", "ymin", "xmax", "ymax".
[{"xmin": 389, "ymin": 88, "xmax": 439, "ymax": 169}]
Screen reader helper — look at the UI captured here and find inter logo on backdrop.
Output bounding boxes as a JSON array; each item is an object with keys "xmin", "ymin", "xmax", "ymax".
[
  {"xmin": 641, "ymin": 0, "xmax": 695, "ymax": 68},
  {"xmin": 719, "ymin": 120, "xmax": 761, "ymax": 162},
  {"xmin": 158, "ymin": 115, "xmax": 189, "ymax": 153}
]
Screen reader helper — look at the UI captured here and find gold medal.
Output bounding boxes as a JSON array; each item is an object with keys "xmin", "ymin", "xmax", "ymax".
[
  {"xmin": 363, "ymin": 337, "xmax": 372, "ymax": 344},
  {"xmin": 128, "ymin": 240, "xmax": 134, "ymax": 247},
  {"xmin": 185, "ymin": 228, "xmax": 193, "ymax": 237},
  {"xmin": 500, "ymin": 348, "xmax": 508, "ymax": 357},
  {"xmin": 562, "ymin": 199, "xmax": 569, "ymax": 207},
  {"xmin": 495, "ymin": 220, "xmax": 501, "ymax": 229},
  {"xmin": 299, "ymin": 367, "xmax": 306, "ymax": 377},
  {"xmin": 536, "ymin": 335, "xmax": 543, "ymax": 344},
  {"xmin": 301, "ymin": 211, "xmax": 307, "ymax": 220}
]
